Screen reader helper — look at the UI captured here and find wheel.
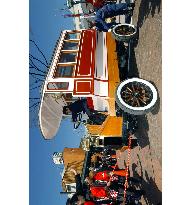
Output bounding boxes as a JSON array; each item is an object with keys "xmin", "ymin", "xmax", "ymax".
[
  {"xmin": 116, "ymin": 78, "xmax": 158, "ymax": 115},
  {"xmin": 111, "ymin": 23, "xmax": 137, "ymax": 42}
]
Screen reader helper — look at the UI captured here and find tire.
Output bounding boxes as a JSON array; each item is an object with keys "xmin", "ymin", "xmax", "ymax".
[
  {"xmin": 111, "ymin": 23, "xmax": 137, "ymax": 42},
  {"xmin": 116, "ymin": 78, "xmax": 158, "ymax": 115}
]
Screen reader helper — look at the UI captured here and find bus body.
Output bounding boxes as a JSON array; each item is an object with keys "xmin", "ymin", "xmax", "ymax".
[
  {"xmin": 39, "ymin": 27, "xmax": 157, "ymax": 141},
  {"xmin": 39, "ymin": 29, "xmax": 123, "ymax": 139}
]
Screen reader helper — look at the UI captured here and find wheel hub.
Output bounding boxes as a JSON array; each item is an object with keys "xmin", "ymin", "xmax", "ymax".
[{"xmin": 120, "ymin": 82, "xmax": 153, "ymax": 108}]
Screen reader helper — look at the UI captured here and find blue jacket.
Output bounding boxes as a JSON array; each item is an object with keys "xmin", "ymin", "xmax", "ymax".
[
  {"xmin": 68, "ymin": 99, "xmax": 86, "ymax": 122},
  {"xmin": 95, "ymin": 3, "xmax": 131, "ymax": 31}
]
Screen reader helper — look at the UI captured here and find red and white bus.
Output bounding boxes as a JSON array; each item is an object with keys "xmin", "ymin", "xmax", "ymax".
[{"xmin": 39, "ymin": 26, "xmax": 157, "ymax": 140}]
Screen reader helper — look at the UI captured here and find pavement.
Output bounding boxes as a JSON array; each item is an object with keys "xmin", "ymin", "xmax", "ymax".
[{"xmin": 116, "ymin": 0, "xmax": 162, "ymax": 204}]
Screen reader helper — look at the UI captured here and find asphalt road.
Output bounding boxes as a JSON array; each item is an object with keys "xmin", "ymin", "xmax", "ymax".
[{"xmin": 126, "ymin": 1, "xmax": 162, "ymax": 204}]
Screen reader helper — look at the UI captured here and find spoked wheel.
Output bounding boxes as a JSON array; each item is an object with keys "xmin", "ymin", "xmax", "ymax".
[
  {"xmin": 112, "ymin": 23, "xmax": 137, "ymax": 42},
  {"xmin": 116, "ymin": 78, "xmax": 157, "ymax": 115}
]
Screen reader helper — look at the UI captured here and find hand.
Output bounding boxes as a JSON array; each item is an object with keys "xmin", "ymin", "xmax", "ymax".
[{"xmin": 107, "ymin": 181, "xmax": 111, "ymax": 186}]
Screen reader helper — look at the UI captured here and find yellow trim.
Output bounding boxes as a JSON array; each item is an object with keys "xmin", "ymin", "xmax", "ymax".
[
  {"xmin": 100, "ymin": 116, "xmax": 123, "ymax": 137},
  {"xmin": 86, "ymin": 115, "xmax": 123, "ymax": 137}
]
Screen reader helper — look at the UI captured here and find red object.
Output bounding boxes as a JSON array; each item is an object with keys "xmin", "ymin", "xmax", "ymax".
[
  {"xmin": 74, "ymin": 80, "xmax": 93, "ymax": 95},
  {"xmin": 113, "ymin": 169, "xmax": 127, "ymax": 177},
  {"xmin": 90, "ymin": 186, "xmax": 108, "ymax": 198},
  {"xmin": 93, "ymin": 171, "xmax": 110, "ymax": 181},
  {"xmin": 111, "ymin": 165, "xmax": 119, "ymax": 169},
  {"xmin": 63, "ymin": 14, "xmax": 81, "ymax": 17},
  {"xmin": 87, "ymin": 97, "xmax": 94, "ymax": 109},
  {"xmin": 84, "ymin": 202, "xmax": 95, "ymax": 205},
  {"xmin": 86, "ymin": 0, "xmax": 105, "ymax": 8}
]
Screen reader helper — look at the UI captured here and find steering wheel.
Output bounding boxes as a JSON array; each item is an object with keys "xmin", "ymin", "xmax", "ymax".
[{"xmin": 73, "ymin": 113, "xmax": 83, "ymax": 129}]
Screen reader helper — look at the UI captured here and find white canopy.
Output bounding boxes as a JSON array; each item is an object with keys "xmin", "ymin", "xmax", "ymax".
[{"xmin": 39, "ymin": 93, "xmax": 67, "ymax": 139}]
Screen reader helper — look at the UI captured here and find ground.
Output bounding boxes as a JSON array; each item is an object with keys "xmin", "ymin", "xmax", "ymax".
[{"xmin": 118, "ymin": 0, "xmax": 162, "ymax": 204}]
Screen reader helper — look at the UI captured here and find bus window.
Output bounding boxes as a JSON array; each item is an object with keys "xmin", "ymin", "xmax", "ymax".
[
  {"xmin": 62, "ymin": 41, "xmax": 79, "ymax": 50},
  {"xmin": 65, "ymin": 32, "xmax": 81, "ymax": 40},
  {"xmin": 54, "ymin": 65, "xmax": 74, "ymax": 78},
  {"xmin": 47, "ymin": 82, "xmax": 69, "ymax": 90},
  {"xmin": 59, "ymin": 52, "xmax": 77, "ymax": 63}
]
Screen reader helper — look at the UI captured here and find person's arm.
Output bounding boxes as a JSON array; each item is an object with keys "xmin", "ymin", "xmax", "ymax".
[{"xmin": 95, "ymin": 18, "xmax": 111, "ymax": 32}]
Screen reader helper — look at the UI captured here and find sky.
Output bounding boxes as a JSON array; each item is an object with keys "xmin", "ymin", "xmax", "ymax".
[
  {"xmin": 0, "ymin": 1, "xmax": 189, "ymax": 205},
  {"xmin": 29, "ymin": 0, "xmax": 84, "ymax": 204}
]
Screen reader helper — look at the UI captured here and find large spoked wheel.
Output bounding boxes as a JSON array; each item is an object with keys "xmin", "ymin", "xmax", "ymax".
[
  {"xmin": 116, "ymin": 78, "xmax": 158, "ymax": 115},
  {"xmin": 112, "ymin": 23, "xmax": 137, "ymax": 42}
]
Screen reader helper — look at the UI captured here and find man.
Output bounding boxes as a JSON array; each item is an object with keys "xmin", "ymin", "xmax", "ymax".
[
  {"xmin": 94, "ymin": 2, "xmax": 135, "ymax": 32},
  {"xmin": 63, "ymin": 99, "xmax": 107, "ymax": 125},
  {"xmin": 63, "ymin": 99, "xmax": 87, "ymax": 122},
  {"xmin": 68, "ymin": 168, "xmax": 91, "ymax": 204}
]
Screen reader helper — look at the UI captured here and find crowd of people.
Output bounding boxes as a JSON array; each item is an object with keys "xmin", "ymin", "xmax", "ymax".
[{"xmin": 66, "ymin": 148, "xmax": 145, "ymax": 205}]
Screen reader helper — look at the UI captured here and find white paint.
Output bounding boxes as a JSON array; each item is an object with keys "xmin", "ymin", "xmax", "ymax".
[
  {"xmin": 92, "ymin": 96, "xmax": 109, "ymax": 112},
  {"xmin": 94, "ymin": 80, "xmax": 108, "ymax": 97},
  {"xmin": 95, "ymin": 32, "xmax": 108, "ymax": 80}
]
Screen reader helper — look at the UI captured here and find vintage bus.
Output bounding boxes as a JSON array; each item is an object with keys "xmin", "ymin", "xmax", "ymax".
[{"xmin": 39, "ymin": 25, "xmax": 157, "ymax": 143}]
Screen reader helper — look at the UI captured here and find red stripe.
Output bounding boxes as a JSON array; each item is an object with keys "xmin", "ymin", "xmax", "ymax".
[
  {"xmin": 75, "ymin": 30, "xmax": 96, "ymax": 77},
  {"xmin": 87, "ymin": 97, "xmax": 94, "ymax": 109}
]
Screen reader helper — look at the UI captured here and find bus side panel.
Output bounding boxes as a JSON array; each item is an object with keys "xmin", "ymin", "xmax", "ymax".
[{"xmin": 75, "ymin": 30, "xmax": 96, "ymax": 77}]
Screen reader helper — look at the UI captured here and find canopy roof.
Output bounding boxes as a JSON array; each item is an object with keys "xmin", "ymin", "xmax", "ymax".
[{"xmin": 39, "ymin": 93, "xmax": 67, "ymax": 139}]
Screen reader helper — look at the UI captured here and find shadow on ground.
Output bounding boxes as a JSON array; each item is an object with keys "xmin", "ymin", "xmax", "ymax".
[
  {"xmin": 134, "ymin": 115, "xmax": 150, "ymax": 148},
  {"xmin": 137, "ymin": 0, "xmax": 161, "ymax": 28},
  {"xmin": 132, "ymin": 163, "xmax": 162, "ymax": 205},
  {"xmin": 127, "ymin": 45, "xmax": 139, "ymax": 78},
  {"xmin": 149, "ymin": 81, "xmax": 161, "ymax": 115}
]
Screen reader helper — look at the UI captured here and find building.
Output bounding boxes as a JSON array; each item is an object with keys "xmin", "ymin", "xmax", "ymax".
[
  {"xmin": 52, "ymin": 152, "xmax": 64, "ymax": 164},
  {"xmin": 59, "ymin": 148, "xmax": 85, "ymax": 194}
]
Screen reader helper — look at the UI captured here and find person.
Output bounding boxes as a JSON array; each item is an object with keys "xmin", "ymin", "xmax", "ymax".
[
  {"xmin": 93, "ymin": 2, "xmax": 135, "ymax": 32},
  {"xmin": 63, "ymin": 99, "xmax": 87, "ymax": 122},
  {"xmin": 68, "ymin": 168, "xmax": 90, "ymax": 204},
  {"xmin": 89, "ymin": 168, "xmax": 141, "ymax": 187},
  {"xmin": 95, "ymin": 154, "xmax": 117, "ymax": 167},
  {"xmin": 85, "ymin": 174, "xmax": 144, "ymax": 203},
  {"xmin": 86, "ymin": 0, "xmax": 105, "ymax": 9},
  {"xmin": 63, "ymin": 99, "xmax": 107, "ymax": 125}
]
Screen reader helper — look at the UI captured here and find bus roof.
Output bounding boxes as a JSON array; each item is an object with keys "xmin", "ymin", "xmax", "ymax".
[{"xmin": 39, "ymin": 93, "xmax": 67, "ymax": 139}]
